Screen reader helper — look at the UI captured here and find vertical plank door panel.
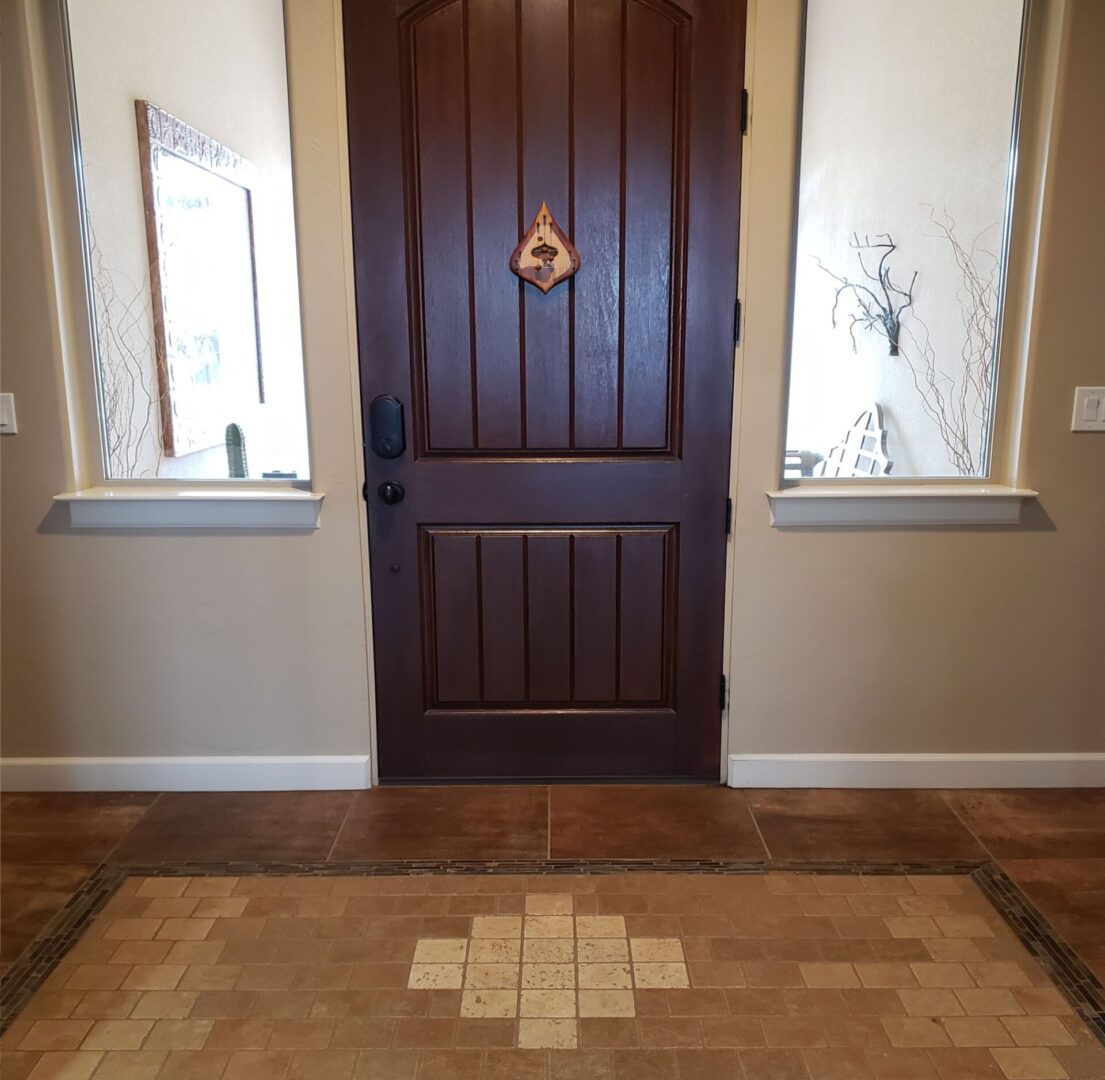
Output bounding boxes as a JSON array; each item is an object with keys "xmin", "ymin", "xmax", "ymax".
[
  {"xmin": 520, "ymin": 0, "xmax": 571, "ymax": 449},
  {"xmin": 468, "ymin": 0, "xmax": 524, "ymax": 449},
  {"xmin": 415, "ymin": 4, "xmax": 476, "ymax": 450},
  {"xmin": 479, "ymin": 533, "xmax": 527, "ymax": 701}
]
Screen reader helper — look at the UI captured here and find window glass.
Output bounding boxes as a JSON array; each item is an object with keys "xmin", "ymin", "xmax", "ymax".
[
  {"xmin": 65, "ymin": 0, "xmax": 310, "ymax": 480},
  {"xmin": 784, "ymin": 0, "xmax": 1025, "ymax": 479}
]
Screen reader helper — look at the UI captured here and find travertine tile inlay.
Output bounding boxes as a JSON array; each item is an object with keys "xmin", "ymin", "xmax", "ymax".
[
  {"xmin": 405, "ymin": 893, "xmax": 690, "ymax": 1047},
  {"xmin": 3, "ymin": 871, "xmax": 1102, "ymax": 1079}
]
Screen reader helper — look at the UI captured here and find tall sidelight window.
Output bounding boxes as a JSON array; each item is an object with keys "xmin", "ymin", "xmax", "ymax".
[
  {"xmin": 63, "ymin": 0, "xmax": 310, "ymax": 482},
  {"xmin": 783, "ymin": 0, "xmax": 1026, "ymax": 481}
]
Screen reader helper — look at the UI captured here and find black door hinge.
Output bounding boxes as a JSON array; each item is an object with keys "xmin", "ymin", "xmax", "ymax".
[
  {"xmin": 719, "ymin": 674, "xmax": 728, "ymax": 711},
  {"xmin": 740, "ymin": 89, "xmax": 749, "ymax": 135},
  {"xmin": 362, "ymin": 479, "xmax": 370, "ymax": 501},
  {"xmin": 725, "ymin": 497, "xmax": 733, "ymax": 535},
  {"xmin": 733, "ymin": 297, "xmax": 742, "ymax": 346}
]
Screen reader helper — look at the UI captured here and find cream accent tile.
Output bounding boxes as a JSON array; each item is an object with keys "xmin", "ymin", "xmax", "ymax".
[
  {"xmin": 574, "ymin": 916, "xmax": 625, "ymax": 939},
  {"xmin": 524, "ymin": 939, "xmax": 575, "ymax": 963},
  {"xmin": 520, "ymin": 989, "xmax": 577, "ymax": 1018},
  {"xmin": 521, "ymin": 964, "xmax": 575, "ymax": 989},
  {"xmin": 523, "ymin": 916, "xmax": 574, "ymax": 939},
  {"xmin": 407, "ymin": 964, "xmax": 464, "ymax": 990},
  {"xmin": 629, "ymin": 938, "xmax": 683, "ymax": 963},
  {"xmin": 79, "ymin": 1020, "xmax": 153, "ymax": 1051},
  {"xmin": 472, "ymin": 916, "xmax": 522, "ymax": 939},
  {"xmin": 464, "ymin": 964, "xmax": 520, "ymax": 990},
  {"xmin": 525, "ymin": 894, "xmax": 573, "ymax": 915},
  {"xmin": 632, "ymin": 963, "xmax": 690, "ymax": 989},
  {"xmin": 460, "ymin": 989, "xmax": 518, "ymax": 1018},
  {"xmin": 413, "ymin": 938, "xmax": 468, "ymax": 964},
  {"xmin": 469, "ymin": 939, "xmax": 522, "ymax": 963},
  {"xmin": 518, "ymin": 1018, "xmax": 577, "ymax": 1050},
  {"xmin": 577, "ymin": 964, "xmax": 632, "ymax": 990},
  {"xmin": 577, "ymin": 939, "xmax": 627, "ymax": 964},
  {"xmin": 578, "ymin": 989, "xmax": 635, "ymax": 1017}
]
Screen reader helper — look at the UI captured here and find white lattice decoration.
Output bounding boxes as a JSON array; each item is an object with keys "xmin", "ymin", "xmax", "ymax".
[{"xmin": 814, "ymin": 404, "xmax": 893, "ymax": 478}]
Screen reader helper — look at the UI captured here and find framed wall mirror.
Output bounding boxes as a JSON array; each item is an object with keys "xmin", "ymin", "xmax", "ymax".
[{"xmin": 62, "ymin": 0, "xmax": 310, "ymax": 481}]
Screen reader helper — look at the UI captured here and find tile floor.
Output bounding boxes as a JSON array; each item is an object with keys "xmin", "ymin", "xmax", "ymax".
[
  {"xmin": 4, "ymin": 870, "xmax": 1103, "ymax": 1079},
  {"xmin": 2, "ymin": 786, "xmax": 1104, "ymax": 1077}
]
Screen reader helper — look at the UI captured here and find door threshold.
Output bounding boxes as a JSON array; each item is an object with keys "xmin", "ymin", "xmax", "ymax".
[{"xmin": 375, "ymin": 776, "xmax": 725, "ymax": 786}]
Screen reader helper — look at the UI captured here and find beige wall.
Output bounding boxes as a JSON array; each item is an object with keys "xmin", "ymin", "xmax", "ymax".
[
  {"xmin": 1, "ymin": 0, "xmax": 374, "ymax": 758},
  {"xmin": 728, "ymin": 0, "xmax": 1104, "ymax": 756},
  {"xmin": 1, "ymin": 0, "xmax": 1102, "ymax": 769}
]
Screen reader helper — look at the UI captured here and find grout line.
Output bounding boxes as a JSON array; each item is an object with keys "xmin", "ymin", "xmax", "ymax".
[
  {"xmin": 100, "ymin": 791, "xmax": 163, "ymax": 865},
  {"xmin": 745, "ymin": 799, "xmax": 773, "ymax": 861},
  {"xmin": 323, "ymin": 790, "xmax": 360, "ymax": 863},
  {"xmin": 938, "ymin": 789, "xmax": 999, "ymax": 863}
]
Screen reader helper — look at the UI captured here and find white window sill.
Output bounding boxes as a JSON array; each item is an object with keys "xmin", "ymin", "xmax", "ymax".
[
  {"xmin": 766, "ymin": 484, "xmax": 1038, "ymax": 527},
  {"xmin": 54, "ymin": 487, "xmax": 324, "ymax": 529}
]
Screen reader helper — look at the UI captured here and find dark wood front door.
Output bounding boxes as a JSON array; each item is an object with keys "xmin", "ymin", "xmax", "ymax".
[{"xmin": 344, "ymin": 0, "xmax": 744, "ymax": 781}]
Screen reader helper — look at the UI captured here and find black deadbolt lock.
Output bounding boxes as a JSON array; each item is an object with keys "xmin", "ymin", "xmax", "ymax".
[{"xmin": 369, "ymin": 395, "xmax": 406, "ymax": 459}]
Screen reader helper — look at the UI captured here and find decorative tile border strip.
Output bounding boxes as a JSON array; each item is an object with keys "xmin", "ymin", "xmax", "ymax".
[{"xmin": 3, "ymin": 857, "xmax": 1102, "ymax": 1046}]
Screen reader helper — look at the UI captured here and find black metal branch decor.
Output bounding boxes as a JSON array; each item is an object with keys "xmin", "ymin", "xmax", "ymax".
[{"xmin": 815, "ymin": 233, "xmax": 917, "ymax": 356}]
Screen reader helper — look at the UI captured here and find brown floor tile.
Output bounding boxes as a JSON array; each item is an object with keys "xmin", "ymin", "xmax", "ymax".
[
  {"xmin": 109, "ymin": 792, "xmax": 355, "ymax": 863},
  {"xmin": 0, "ymin": 864, "xmax": 95, "ymax": 964},
  {"xmin": 1, "ymin": 793, "xmax": 156, "ymax": 864},
  {"xmin": 1001, "ymin": 859, "xmax": 1105, "ymax": 960},
  {"xmin": 330, "ymin": 787, "xmax": 548, "ymax": 861},
  {"xmin": 549, "ymin": 786, "xmax": 765, "ymax": 860},
  {"xmin": 942, "ymin": 790, "xmax": 1105, "ymax": 859},
  {"xmin": 745, "ymin": 791, "xmax": 985, "ymax": 862}
]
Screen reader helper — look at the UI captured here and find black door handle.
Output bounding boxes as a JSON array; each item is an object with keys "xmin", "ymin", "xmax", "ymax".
[{"xmin": 378, "ymin": 481, "xmax": 405, "ymax": 505}]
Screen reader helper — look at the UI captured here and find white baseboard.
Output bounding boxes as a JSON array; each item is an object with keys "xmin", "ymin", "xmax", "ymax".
[
  {"xmin": 0, "ymin": 755, "xmax": 372, "ymax": 792},
  {"xmin": 727, "ymin": 753, "xmax": 1105, "ymax": 789}
]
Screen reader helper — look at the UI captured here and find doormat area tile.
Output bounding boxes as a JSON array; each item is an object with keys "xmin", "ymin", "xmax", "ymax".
[{"xmin": 2, "ymin": 863, "xmax": 1103, "ymax": 1079}]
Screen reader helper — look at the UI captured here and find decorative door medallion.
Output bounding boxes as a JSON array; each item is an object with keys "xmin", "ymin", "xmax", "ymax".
[{"xmin": 510, "ymin": 201, "xmax": 580, "ymax": 293}]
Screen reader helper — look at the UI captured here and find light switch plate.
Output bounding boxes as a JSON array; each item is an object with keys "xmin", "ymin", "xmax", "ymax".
[
  {"xmin": 1072, "ymin": 387, "xmax": 1105, "ymax": 432},
  {"xmin": 0, "ymin": 393, "xmax": 16, "ymax": 435}
]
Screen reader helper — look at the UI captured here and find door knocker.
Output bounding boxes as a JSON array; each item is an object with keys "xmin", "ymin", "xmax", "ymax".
[{"xmin": 509, "ymin": 201, "xmax": 580, "ymax": 294}]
